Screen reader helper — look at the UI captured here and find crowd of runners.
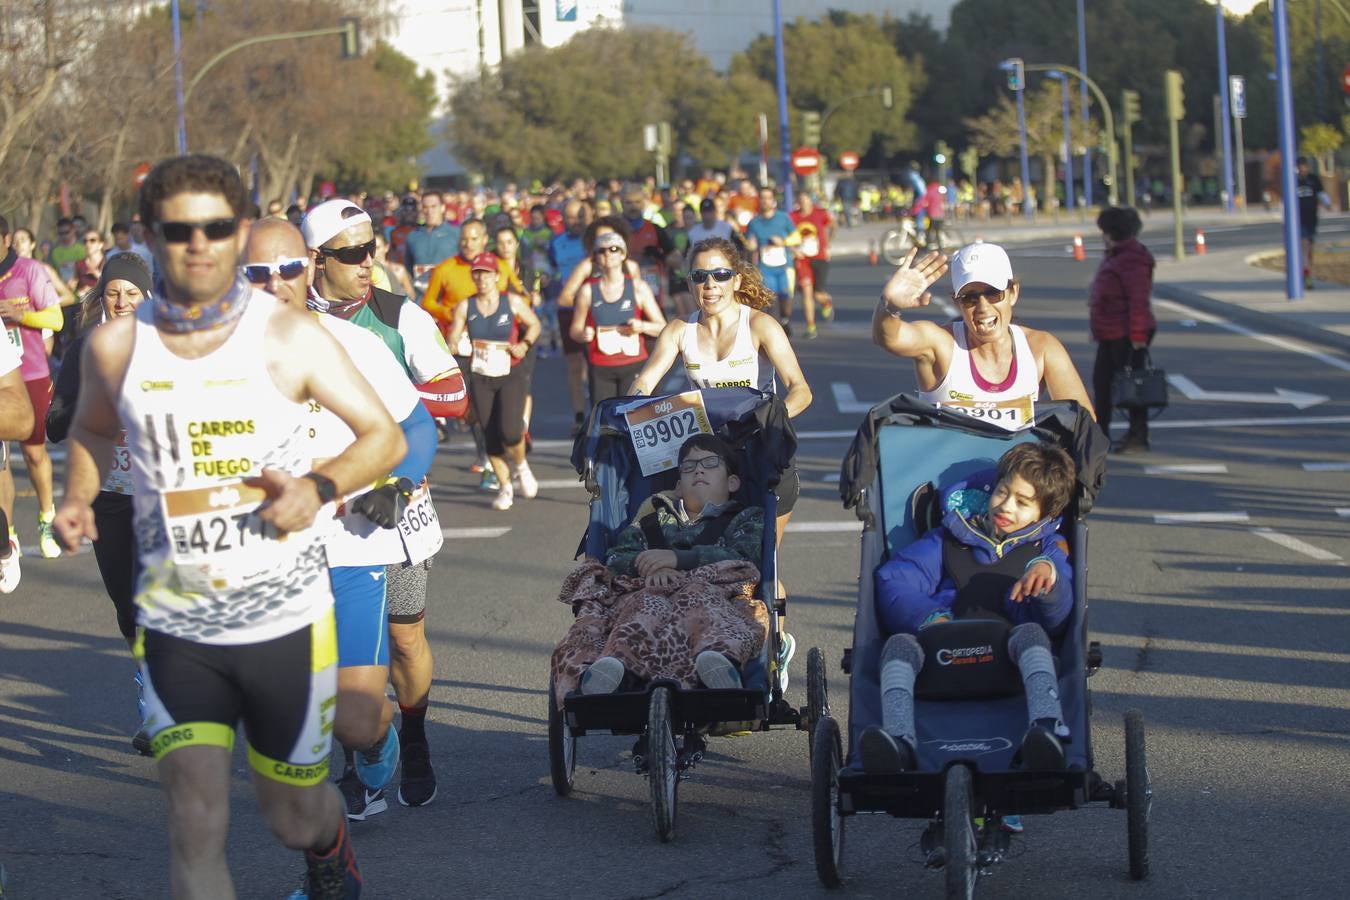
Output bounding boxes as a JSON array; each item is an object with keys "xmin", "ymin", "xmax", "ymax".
[{"xmin": 1, "ymin": 144, "xmax": 1104, "ymax": 896}]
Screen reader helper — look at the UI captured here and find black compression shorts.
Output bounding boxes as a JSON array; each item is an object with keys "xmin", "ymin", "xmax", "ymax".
[{"xmin": 135, "ymin": 611, "xmax": 338, "ymax": 785}]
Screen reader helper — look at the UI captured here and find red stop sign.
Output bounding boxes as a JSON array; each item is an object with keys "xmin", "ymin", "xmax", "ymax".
[
  {"xmin": 791, "ymin": 147, "xmax": 821, "ymax": 176},
  {"xmin": 839, "ymin": 151, "xmax": 860, "ymax": 171},
  {"xmin": 1343, "ymin": 64, "xmax": 1350, "ymax": 94}
]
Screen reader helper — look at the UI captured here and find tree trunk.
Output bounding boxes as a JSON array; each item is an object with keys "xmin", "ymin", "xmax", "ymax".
[
  {"xmin": 1041, "ymin": 152, "xmax": 1057, "ymax": 214},
  {"xmin": 97, "ymin": 122, "xmax": 132, "ymax": 236}
]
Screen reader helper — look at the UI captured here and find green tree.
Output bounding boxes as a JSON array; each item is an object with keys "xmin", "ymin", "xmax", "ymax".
[
  {"xmin": 330, "ymin": 42, "xmax": 437, "ymax": 192},
  {"xmin": 1301, "ymin": 122, "xmax": 1342, "ymax": 174},
  {"xmin": 447, "ymin": 28, "xmax": 777, "ymax": 182},
  {"xmin": 730, "ymin": 12, "xmax": 924, "ymax": 163},
  {"xmin": 965, "ymin": 81, "xmax": 1097, "ymax": 206}
]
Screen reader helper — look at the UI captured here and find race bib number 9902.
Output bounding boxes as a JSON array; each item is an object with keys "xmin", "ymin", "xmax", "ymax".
[{"xmin": 622, "ymin": 391, "xmax": 714, "ymax": 476}]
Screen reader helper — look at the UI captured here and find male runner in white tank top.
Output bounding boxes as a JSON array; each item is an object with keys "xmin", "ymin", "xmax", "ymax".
[
  {"xmin": 52, "ymin": 155, "xmax": 405, "ymax": 900},
  {"xmin": 873, "ymin": 243, "xmax": 1095, "ymax": 424}
]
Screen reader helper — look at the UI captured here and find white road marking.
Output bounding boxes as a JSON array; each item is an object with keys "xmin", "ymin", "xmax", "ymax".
[
  {"xmin": 1153, "ymin": 297, "xmax": 1350, "ymax": 373},
  {"xmin": 441, "ymin": 527, "xmax": 512, "ymax": 539},
  {"xmin": 1153, "ymin": 511, "xmax": 1250, "ymax": 524},
  {"xmin": 1302, "ymin": 462, "xmax": 1350, "ymax": 471},
  {"xmin": 1336, "ymin": 508, "xmax": 1350, "ymax": 518},
  {"xmin": 535, "ymin": 479, "xmax": 583, "ymax": 489},
  {"xmin": 1250, "ymin": 527, "xmax": 1343, "ymax": 561},
  {"xmin": 1144, "ymin": 414, "xmax": 1350, "ymax": 430},
  {"xmin": 784, "ymin": 521, "xmax": 862, "ymax": 533},
  {"xmin": 821, "ymin": 473, "xmax": 841, "ymax": 483},
  {"xmin": 1144, "ymin": 464, "xmax": 1229, "ymax": 475},
  {"xmin": 18, "ymin": 544, "xmax": 89, "ymax": 558},
  {"xmin": 830, "ymin": 382, "xmax": 875, "ymax": 414},
  {"xmin": 1166, "ymin": 374, "xmax": 1328, "ymax": 409}
]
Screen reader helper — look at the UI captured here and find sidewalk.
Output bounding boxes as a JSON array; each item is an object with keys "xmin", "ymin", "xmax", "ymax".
[
  {"xmin": 829, "ymin": 205, "xmax": 1283, "ymax": 258},
  {"xmin": 1153, "ymin": 246, "xmax": 1350, "ymax": 356}
]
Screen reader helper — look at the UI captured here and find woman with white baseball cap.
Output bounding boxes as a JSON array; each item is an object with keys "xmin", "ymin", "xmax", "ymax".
[{"xmin": 873, "ymin": 244, "xmax": 1094, "ymax": 430}]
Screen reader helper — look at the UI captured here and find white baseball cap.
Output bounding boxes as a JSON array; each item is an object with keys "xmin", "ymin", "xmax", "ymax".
[
  {"xmin": 949, "ymin": 242, "xmax": 1013, "ymax": 295},
  {"xmin": 301, "ymin": 199, "xmax": 372, "ymax": 249}
]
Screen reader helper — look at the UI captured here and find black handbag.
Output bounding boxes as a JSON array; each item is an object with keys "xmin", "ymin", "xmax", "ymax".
[{"xmin": 1113, "ymin": 350, "xmax": 1168, "ymax": 411}]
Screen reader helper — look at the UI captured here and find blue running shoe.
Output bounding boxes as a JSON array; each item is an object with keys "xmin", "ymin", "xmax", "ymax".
[
  {"xmin": 353, "ymin": 724, "xmax": 400, "ymax": 792},
  {"xmin": 1000, "ymin": 815, "xmax": 1024, "ymax": 834}
]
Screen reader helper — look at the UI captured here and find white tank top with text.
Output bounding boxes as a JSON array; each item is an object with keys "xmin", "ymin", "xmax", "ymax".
[
  {"xmin": 680, "ymin": 305, "xmax": 776, "ymax": 393},
  {"xmin": 119, "ymin": 290, "xmax": 332, "ymax": 645},
  {"xmin": 917, "ymin": 321, "xmax": 1040, "ymax": 431}
]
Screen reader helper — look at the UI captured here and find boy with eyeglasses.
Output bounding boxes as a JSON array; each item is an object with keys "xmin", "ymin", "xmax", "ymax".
[{"xmin": 578, "ymin": 434, "xmax": 765, "ymax": 693}]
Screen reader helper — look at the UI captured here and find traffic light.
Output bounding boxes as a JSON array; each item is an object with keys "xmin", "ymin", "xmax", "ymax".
[
  {"xmin": 340, "ymin": 17, "xmax": 360, "ymax": 58},
  {"xmin": 802, "ymin": 111, "xmax": 822, "ymax": 147},
  {"xmin": 1004, "ymin": 58, "xmax": 1025, "ymax": 92},
  {"xmin": 1122, "ymin": 89, "xmax": 1141, "ymax": 126},
  {"xmin": 1164, "ymin": 70, "xmax": 1185, "ymax": 120}
]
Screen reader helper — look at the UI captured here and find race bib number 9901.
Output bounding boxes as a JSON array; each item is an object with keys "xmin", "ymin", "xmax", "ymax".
[
  {"xmin": 622, "ymin": 391, "xmax": 713, "ymax": 476},
  {"xmin": 940, "ymin": 394, "xmax": 1035, "ymax": 432}
]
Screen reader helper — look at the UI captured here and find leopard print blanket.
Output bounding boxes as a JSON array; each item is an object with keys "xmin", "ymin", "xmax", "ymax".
[{"xmin": 551, "ymin": 559, "xmax": 767, "ymax": 703}]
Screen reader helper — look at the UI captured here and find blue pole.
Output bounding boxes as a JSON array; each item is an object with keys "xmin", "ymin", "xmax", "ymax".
[
  {"xmin": 1016, "ymin": 88, "xmax": 1033, "ymax": 220},
  {"xmin": 1273, "ymin": 0, "xmax": 1303, "ymax": 300},
  {"xmin": 171, "ymin": 0, "xmax": 188, "ymax": 154},
  {"xmin": 1077, "ymin": 0, "xmax": 1091, "ymax": 206},
  {"xmin": 1058, "ymin": 75, "xmax": 1074, "ymax": 211},
  {"xmin": 772, "ymin": 0, "xmax": 794, "ymax": 209},
  {"xmin": 1216, "ymin": 2, "xmax": 1236, "ymax": 214}
]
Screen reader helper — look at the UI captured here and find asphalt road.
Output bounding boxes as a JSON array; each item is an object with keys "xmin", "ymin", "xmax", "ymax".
[{"xmin": 2, "ymin": 225, "xmax": 1348, "ymax": 899}]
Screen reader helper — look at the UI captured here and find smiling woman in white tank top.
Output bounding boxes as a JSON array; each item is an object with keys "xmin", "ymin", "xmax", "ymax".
[
  {"xmin": 629, "ymin": 236, "xmax": 813, "ymax": 669},
  {"xmin": 872, "ymin": 242, "xmax": 1095, "ymax": 429}
]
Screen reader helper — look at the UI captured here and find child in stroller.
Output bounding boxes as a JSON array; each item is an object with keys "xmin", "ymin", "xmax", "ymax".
[{"xmin": 860, "ymin": 441, "xmax": 1077, "ymax": 776}]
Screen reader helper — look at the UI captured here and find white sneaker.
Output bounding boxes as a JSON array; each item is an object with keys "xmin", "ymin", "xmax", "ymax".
[
  {"xmin": 513, "ymin": 462, "xmax": 538, "ymax": 499},
  {"xmin": 0, "ymin": 539, "xmax": 21, "ymax": 594},
  {"xmin": 492, "ymin": 483, "xmax": 514, "ymax": 510}
]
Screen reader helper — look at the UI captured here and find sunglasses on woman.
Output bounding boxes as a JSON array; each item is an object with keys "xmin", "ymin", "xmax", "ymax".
[
  {"xmin": 154, "ymin": 219, "xmax": 239, "ymax": 243},
  {"xmin": 953, "ymin": 286, "xmax": 1007, "ymax": 307},
  {"xmin": 688, "ymin": 268, "xmax": 735, "ymax": 285},
  {"xmin": 241, "ymin": 257, "xmax": 309, "ymax": 284},
  {"xmin": 320, "ymin": 240, "xmax": 376, "ymax": 265}
]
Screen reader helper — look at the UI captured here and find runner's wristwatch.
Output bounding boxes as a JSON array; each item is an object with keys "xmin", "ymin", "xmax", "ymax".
[{"xmin": 303, "ymin": 472, "xmax": 338, "ymax": 504}]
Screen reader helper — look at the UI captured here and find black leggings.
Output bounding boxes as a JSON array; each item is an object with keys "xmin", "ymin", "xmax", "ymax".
[
  {"xmin": 469, "ymin": 367, "xmax": 530, "ymax": 456},
  {"xmin": 1092, "ymin": 332, "xmax": 1155, "ymax": 438},
  {"xmin": 92, "ymin": 491, "xmax": 139, "ymax": 642},
  {"xmin": 587, "ymin": 359, "xmax": 646, "ymax": 407}
]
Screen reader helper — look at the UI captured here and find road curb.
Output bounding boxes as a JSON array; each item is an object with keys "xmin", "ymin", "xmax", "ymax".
[{"xmin": 1152, "ymin": 281, "xmax": 1350, "ymax": 355}]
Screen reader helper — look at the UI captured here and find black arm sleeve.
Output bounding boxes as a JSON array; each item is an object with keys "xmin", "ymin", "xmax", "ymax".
[{"xmin": 45, "ymin": 333, "xmax": 84, "ymax": 444}]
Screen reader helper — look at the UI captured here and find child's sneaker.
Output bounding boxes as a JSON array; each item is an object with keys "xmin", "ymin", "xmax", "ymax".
[
  {"xmin": 776, "ymin": 631, "xmax": 796, "ymax": 693},
  {"xmin": 580, "ymin": 656, "xmax": 625, "ymax": 694},
  {"xmin": 695, "ymin": 650, "xmax": 741, "ymax": 689}
]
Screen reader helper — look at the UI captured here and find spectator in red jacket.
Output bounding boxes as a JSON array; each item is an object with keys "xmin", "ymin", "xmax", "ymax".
[{"xmin": 1090, "ymin": 206, "xmax": 1157, "ymax": 453}]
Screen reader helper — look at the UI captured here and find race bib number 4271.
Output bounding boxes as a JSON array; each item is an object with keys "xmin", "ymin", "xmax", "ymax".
[{"xmin": 622, "ymin": 391, "xmax": 713, "ymax": 476}]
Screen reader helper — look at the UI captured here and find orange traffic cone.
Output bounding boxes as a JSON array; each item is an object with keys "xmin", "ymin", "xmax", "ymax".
[
  {"xmin": 868, "ymin": 241, "xmax": 879, "ymax": 265},
  {"xmin": 1195, "ymin": 229, "xmax": 1207, "ymax": 255},
  {"xmin": 1072, "ymin": 234, "xmax": 1086, "ymax": 261}
]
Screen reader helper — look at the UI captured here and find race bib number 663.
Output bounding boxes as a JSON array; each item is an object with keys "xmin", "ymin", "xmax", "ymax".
[{"xmin": 622, "ymin": 391, "xmax": 713, "ymax": 476}]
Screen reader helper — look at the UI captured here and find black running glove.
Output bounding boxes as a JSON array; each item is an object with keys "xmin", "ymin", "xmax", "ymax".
[{"xmin": 351, "ymin": 479, "xmax": 413, "ymax": 529}]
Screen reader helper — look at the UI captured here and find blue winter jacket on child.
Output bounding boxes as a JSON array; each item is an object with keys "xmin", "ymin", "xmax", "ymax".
[{"xmin": 874, "ymin": 471, "xmax": 1073, "ymax": 638}]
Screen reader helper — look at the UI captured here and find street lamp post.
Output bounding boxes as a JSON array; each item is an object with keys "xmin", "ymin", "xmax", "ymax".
[
  {"xmin": 1047, "ymin": 71, "xmax": 1074, "ymax": 212},
  {"xmin": 772, "ymin": 0, "xmax": 794, "ymax": 208},
  {"xmin": 1076, "ymin": 0, "xmax": 1092, "ymax": 206},
  {"xmin": 1216, "ymin": 1, "xmax": 1236, "ymax": 213},
  {"xmin": 172, "ymin": 0, "xmax": 188, "ymax": 154},
  {"xmin": 1272, "ymin": 0, "xmax": 1304, "ymax": 299},
  {"xmin": 1023, "ymin": 63, "xmax": 1118, "ymax": 206}
]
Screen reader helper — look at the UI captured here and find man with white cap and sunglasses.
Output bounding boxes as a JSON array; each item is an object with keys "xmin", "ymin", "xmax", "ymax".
[
  {"xmin": 873, "ymin": 244, "xmax": 1094, "ymax": 430},
  {"xmin": 304, "ymin": 198, "xmax": 467, "ymax": 816}
]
